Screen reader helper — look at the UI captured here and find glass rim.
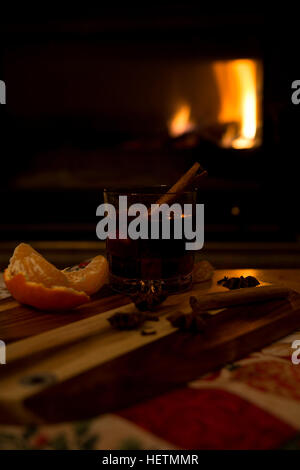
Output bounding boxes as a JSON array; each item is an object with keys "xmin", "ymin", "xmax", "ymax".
[{"xmin": 103, "ymin": 184, "xmax": 198, "ymax": 196}]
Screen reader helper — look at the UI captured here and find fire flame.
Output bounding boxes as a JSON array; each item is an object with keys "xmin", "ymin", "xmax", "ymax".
[
  {"xmin": 213, "ymin": 59, "xmax": 261, "ymax": 149},
  {"xmin": 168, "ymin": 103, "xmax": 195, "ymax": 137}
]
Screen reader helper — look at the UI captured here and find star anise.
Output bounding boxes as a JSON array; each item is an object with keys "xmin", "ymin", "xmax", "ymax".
[
  {"xmin": 130, "ymin": 280, "xmax": 167, "ymax": 311},
  {"xmin": 217, "ymin": 275, "xmax": 260, "ymax": 290},
  {"xmin": 167, "ymin": 310, "xmax": 208, "ymax": 333}
]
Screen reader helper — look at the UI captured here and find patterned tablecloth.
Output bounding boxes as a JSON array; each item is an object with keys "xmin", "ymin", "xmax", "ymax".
[
  {"xmin": 1, "ymin": 329, "xmax": 300, "ymax": 449},
  {"xmin": 1, "ymin": 276, "xmax": 300, "ymax": 450}
]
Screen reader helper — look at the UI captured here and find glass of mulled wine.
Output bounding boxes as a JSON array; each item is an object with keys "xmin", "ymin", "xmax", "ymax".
[{"xmin": 103, "ymin": 186, "xmax": 199, "ymax": 295}]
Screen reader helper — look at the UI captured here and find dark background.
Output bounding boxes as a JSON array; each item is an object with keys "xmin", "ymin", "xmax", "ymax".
[{"xmin": 0, "ymin": 5, "xmax": 299, "ymax": 267}]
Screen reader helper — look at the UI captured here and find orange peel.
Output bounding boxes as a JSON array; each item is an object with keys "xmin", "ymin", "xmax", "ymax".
[
  {"xmin": 3, "ymin": 243, "xmax": 108, "ymax": 310},
  {"xmin": 4, "ymin": 270, "xmax": 89, "ymax": 310}
]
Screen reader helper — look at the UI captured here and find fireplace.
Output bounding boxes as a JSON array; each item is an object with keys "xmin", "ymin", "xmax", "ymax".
[{"xmin": 0, "ymin": 9, "xmax": 298, "ymax": 256}]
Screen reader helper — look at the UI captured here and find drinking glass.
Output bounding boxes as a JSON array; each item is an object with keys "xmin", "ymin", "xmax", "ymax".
[{"xmin": 104, "ymin": 186, "xmax": 197, "ymax": 295}]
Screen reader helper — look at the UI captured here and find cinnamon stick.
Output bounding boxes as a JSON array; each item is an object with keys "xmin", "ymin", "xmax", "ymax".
[
  {"xmin": 156, "ymin": 162, "xmax": 207, "ymax": 206},
  {"xmin": 190, "ymin": 286, "xmax": 291, "ymax": 311}
]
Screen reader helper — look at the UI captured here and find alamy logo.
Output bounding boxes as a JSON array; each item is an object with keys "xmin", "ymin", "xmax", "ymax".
[
  {"xmin": 0, "ymin": 340, "xmax": 6, "ymax": 364},
  {"xmin": 0, "ymin": 80, "xmax": 6, "ymax": 104},
  {"xmin": 292, "ymin": 340, "xmax": 300, "ymax": 365},
  {"xmin": 96, "ymin": 197, "xmax": 204, "ymax": 250},
  {"xmin": 291, "ymin": 80, "xmax": 300, "ymax": 105}
]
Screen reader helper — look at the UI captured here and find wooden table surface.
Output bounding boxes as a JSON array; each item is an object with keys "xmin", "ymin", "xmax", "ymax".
[{"xmin": 1, "ymin": 268, "xmax": 300, "ymax": 344}]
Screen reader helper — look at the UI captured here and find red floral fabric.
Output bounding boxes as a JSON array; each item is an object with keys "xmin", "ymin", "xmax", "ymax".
[{"xmin": 119, "ymin": 387, "xmax": 295, "ymax": 449}]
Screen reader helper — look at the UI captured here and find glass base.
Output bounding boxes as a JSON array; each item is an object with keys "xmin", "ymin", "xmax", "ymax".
[{"xmin": 109, "ymin": 272, "xmax": 193, "ymax": 296}]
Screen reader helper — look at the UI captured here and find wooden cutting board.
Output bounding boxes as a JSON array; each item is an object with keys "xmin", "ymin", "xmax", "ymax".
[{"xmin": 1, "ymin": 270, "xmax": 300, "ymax": 425}]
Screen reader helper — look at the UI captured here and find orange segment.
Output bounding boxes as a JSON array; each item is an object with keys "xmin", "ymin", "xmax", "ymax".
[
  {"xmin": 4, "ymin": 270, "xmax": 89, "ymax": 310},
  {"xmin": 4, "ymin": 243, "xmax": 90, "ymax": 310},
  {"xmin": 8, "ymin": 243, "xmax": 70, "ymax": 288},
  {"xmin": 4, "ymin": 243, "xmax": 109, "ymax": 310},
  {"xmin": 63, "ymin": 255, "xmax": 109, "ymax": 295}
]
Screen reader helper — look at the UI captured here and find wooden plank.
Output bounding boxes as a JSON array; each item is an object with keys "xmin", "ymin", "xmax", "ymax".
[
  {"xmin": 1, "ymin": 269, "xmax": 299, "ymax": 344},
  {"xmin": 0, "ymin": 273, "xmax": 223, "ymax": 344},
  {"xmin": 0, "ymin": 286, "xmax": 130, "ymax": 343},
  {"xmin": 1, "ymin": 291, "xmax": 300, "ymax": 424},
  {"xmin": 24, "ymin": 292, "xmax": 300, "ymax": 424},
  {"xmin": 1, "ymin": 285, "xmax": 207, "ymax": 402},
  {"xmin": 6, "ymin": 285, "xmax": 290, "ymax": 364}
]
